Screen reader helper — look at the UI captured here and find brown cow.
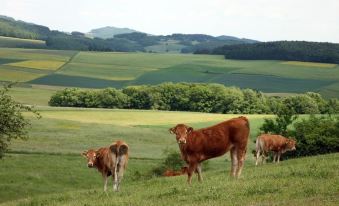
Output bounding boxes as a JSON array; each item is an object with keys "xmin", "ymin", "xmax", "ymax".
[
  {"xmin": 169, "ymin": 116, "xmax": 250, "ymax": 184},
  {"xmin": 163, "ymin": 166, "xmax": 188, "ymax": 177},
  {"xmin": 255, "ymin": 134, "xmax": 296, "ymax": 165},
  {"xmin": 82, "ymin": 140, "xmax": 129, "ymax": 191}
]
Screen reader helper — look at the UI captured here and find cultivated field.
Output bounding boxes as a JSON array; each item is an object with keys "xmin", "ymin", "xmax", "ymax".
[
  {"xmin": 1, "ymin": 48, "xmax": 338, "ymax": 98},
  {"xmin": 0, "ymin": 108, "xmax": 338, "ymax": 205}
]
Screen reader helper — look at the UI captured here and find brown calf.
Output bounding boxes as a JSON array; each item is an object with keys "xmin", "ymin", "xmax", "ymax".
[
  {"xmin": 82, "ymin": 140, "xmax": 129, "ymax": 191},
  {"xmin": 169, "ymin": 116, "xmax": 250, "ymax": 184},
  {"xmin": 163, "ymin": 166, "xmax": 188, "ymax": 177},
  {"xmin": 255, "ymin": 134, "xmax": 296, "ymax": 165}
]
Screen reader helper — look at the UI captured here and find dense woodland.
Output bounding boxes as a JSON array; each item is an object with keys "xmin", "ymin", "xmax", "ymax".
[
  {"xmin": 198, "ymin": 41, "xmax": 339, "ymax": 63},
  {"xmin": 49, "ymin": 83, "xmax": 339, "ymax": 114}
]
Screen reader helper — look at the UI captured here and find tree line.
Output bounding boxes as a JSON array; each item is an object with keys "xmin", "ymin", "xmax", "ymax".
[
  {"xmin": 196, "ymin": 41, "xmax": 339, "ymax": 64},
  {"xmin": 49, "ymin": 83, "xmax": 339, "ymax": 114}
]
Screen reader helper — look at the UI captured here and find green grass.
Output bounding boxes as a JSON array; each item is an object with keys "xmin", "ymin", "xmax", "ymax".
[
  {"xmin": 0, "ymin": 36, "xmax": 45, "ymax": 48},
  {"xmin": 0, "ymin": 107, "xmax": 337, "ymax": 205},
  {"xmin": 8, "ymin": 85, "xmax": 62, "ymax": 106}
]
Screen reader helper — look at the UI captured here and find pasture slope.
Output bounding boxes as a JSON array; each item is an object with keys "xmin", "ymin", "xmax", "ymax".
[
  {"xmin": 0, "ymin": 107, "xmax": 338, "ymax": 205},
  {"xmin": 0, "ymin": 36, "xmax": 45, "ymax": 48},
  {"xmin": 0, "ymin": 47, "xmax": 339, "ymax": 98}
]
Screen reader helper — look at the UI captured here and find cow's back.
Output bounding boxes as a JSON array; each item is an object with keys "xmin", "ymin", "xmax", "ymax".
[
  {"xmin": 188, "ymin": 116, "xmax": 249, "ymax": 159},
  {"xmin": 258, "ymin": 134, "xmax": 287, "ymax": 152}
]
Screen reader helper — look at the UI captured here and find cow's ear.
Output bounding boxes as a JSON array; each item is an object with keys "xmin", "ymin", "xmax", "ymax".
[
  {"xmin": 95, "ymin": 151, "xmax": 100, "ymax": 158},
  {"xmin": 81, "ymin": 151, "xmax": 87, "ymax": 157},
  {"xmin": 169, "ymin": 127, "xmax": 175, "ymax": 134},
  {"xmin": 187, "ymin": 127, "xmax": 193, "ymax": 133}
]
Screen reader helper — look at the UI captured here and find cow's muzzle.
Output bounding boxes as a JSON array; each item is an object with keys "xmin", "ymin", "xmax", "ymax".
[
  {"xmin": 177, "ymin": 138, "xmax": 187, "ymax": 144},
  {"xmin": 87, "ymin": 163, "xmax": 94, "ymax": 168}
]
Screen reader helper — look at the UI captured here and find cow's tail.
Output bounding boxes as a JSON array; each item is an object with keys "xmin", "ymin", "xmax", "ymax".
[{"xmin": 255, "ymin": 136, "xmax": 264, "ymax": 155}]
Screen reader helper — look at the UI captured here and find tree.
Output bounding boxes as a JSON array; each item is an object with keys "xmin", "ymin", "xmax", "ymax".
[
  {"xmin": 260, "ymin": 105, "xmax": 297, "ymax": 136},
  {"xmin": 0, "ymin": 85, "xmax": 40, "ymax": 158}
]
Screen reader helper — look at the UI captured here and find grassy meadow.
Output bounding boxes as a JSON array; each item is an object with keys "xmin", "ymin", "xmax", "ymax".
[
  {"xmin": 0, "ymin": 106, "xmax": 338, "ymax": 205},
  {"xmin": 0, "ymin": 47, "xmax": 338, "ymax": 97}
]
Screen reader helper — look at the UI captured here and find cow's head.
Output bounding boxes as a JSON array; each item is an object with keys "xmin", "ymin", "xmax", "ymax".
[
  {"xmin": 285, "ymin": 138, "xmax": 296, "ymax": 151},
  {"xmin": 82, "ymin": 149, "xmax": 98, "ymax": 168},
  {"xmin": 169, "ymin": 124, "xmax": 193, "ymax": 145}
]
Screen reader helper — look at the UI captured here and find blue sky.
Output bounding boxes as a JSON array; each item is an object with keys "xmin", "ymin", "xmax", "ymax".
[{"xmin": 1, "ymin": 0, "xmax": 338, "ymax": 42}]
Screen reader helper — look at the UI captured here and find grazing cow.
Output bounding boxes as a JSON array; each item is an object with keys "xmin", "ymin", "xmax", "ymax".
[
  {"xmin": 169, "ymin": 116, "xmax": 250, "ymax": 184},
  {"xmin": 163, "ymin": 166, "xmax": 188, "ymax": 177},
  {"xmin": 255, "ymin": 134, "xmax": 296, "ymax": 165},
  {"xmin": 82, "ymin": 140, "xmax": 129, "ymax": 191}
]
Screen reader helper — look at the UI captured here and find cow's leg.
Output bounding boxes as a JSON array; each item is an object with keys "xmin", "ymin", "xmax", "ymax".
[
  {"xmin": 113, "ymin": 164, "xmax": 118, "ymax": 191},
  {"xmin": 236, "ymin": 147, "xmax": 246, "ymax": 178},
  {"xmin": 277, "ymin": 152, "xmax": 281, "ymax": 164},
  {"xmin": 273, "ymin": 152, "xmax": 277, "ymax": 163},
  {"xmin": 196, "ymin": 163, "xmax": 203, "ymax": 182},
  {"xmin": 255, "ymin": 150, "xmax": 261, "ymax": 166},
  {"xmin": 187, "ymin": 162, "xmax": 197, "ymax": 185},
  {"xmin": 115, "ymin": 155, "xmax": 127, "ymax": 191},
  {"xmin": 103, "ymin": 174, "xmax": 108, "ymax": 192},
  {"xmin": 230, "ymin": 147, "xmax": 238, "ymax": 177}
]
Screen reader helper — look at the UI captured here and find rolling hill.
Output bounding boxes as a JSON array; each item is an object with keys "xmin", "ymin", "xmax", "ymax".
[
  {"xmin": 0, "ymin": 15, "xmax": 258, "ymax": 53},
  {"xmin": 86, "ymin": 26, "xmax": 139, "ymax": 39}
]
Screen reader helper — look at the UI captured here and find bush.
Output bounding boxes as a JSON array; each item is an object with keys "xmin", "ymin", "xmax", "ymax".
[
  {"xmin": 260, "ymin": 105, "xmax": 298, "ymax": 136},
  {"xmin": 0, "ymin": 85, "xmax": 40, "ymax": 158},
  {"xmin": 289, "ymin": 115, "xmax": 339, "ymax": 157},
  {"xmin": 151, "ymin": 149, "xmax": 185, "ymax": 176},
  {"xmin": 49, "ymin": 83, "xmax": 338, "ymax": 115}
]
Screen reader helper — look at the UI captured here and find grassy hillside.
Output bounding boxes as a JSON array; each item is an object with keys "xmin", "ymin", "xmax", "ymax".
[
  {"xmin": 0, "ymin": 108, "xmax": 337, "ymax": 205},
  {"xmin": 1, "ymin": 48, "xmax": 339, "ymax": 98},
  {"xmin": 0, "ymin": 36, "xmax": 45, "ymax": 48}
]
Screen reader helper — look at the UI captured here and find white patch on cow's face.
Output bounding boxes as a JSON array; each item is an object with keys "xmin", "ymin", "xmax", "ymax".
[{"xmin": 85, "ymin": 151, "xmax": 97, "ymax": 168}]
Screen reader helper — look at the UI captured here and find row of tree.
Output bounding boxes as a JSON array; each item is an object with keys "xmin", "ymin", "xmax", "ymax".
[
  {"xmin": 49, "ymin": 83, "xmax": 339, "ymax": 114},
  {"xmin": 196, "ymin": 41, "xmax": 339, "ymax": 64}
]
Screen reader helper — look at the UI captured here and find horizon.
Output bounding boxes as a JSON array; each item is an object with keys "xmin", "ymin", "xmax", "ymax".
[{"xmin": 0, "ymin": 0, "xmax": 339, "ymax": 43}]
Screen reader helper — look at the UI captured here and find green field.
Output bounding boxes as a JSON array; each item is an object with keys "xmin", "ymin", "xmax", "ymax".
[
  {"xmin": 1, "ymin": 48, "xmax": 338, "ymax": 98},
  {"xmin": 0, "ymin": 108, "xmax": 338, "ymax": 205}
]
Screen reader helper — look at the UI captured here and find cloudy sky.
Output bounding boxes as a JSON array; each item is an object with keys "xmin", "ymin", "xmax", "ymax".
[{"xmin": 1, "ymin": 0, "xmax": 338, "ymax": 42}]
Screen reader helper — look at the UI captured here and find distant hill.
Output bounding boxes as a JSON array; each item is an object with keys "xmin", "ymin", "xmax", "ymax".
[
  {"xmin": 216, "ymin": 35, "xmax": 259, "ymax": 44},
  {"xmin": 209, "ymin": 41, "xmax": 339, "ymax": 64},
  {"xmin": 86, "ymin": 26, "xmax": 139, "ymax": 39},
  {"xmin": 0, "ymin": 15, "xmax": 50, "ymax": 39},
  {"xmin": 0, "ymin": 15, "xmax": 259, "ymax": 53}
]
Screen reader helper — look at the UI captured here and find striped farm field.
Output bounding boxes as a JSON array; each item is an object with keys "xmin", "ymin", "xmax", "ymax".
[
  {"xmin": 6, "ymin": 60, "xmax": 65, "ymax": 70},
  {"xmin": 0, "ymin": 67, "xmax": 46, "ymax": 81},
  {"xmin": 1, "ymin": 48, "xmax": 339, "ymax": 98},
  {"xmin": 281, "ymin": 61, "xmax": 337, "ymax": 68}
]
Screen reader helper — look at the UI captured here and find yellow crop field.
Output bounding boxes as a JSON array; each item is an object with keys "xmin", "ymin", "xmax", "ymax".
[
  {"xmin": 24, "ymin": 108, "xmax": 271, "ymax": 126},
  {"xmin": 6, "ymin": 60, "xmax": 65, "ymax": 70},
  {"xmin": 281, "ymin": 61, "xmax": 337, "ymax": 68},
  {"xmin": 0, "ymin": 68, "xmax": 45, "ymax": 81}
]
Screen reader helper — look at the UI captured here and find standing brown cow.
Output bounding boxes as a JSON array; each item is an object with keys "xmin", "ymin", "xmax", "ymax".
[
  {"xmin": 82, "ymin": 140, "xmax": 129, "ymax": 191},
  {"xmin": 255, "ymin": 134, "xmax": 296, "ymax": 165},
  {"xmin": 169, "ymin": 116, "xmax": 250, "ymax": 184}
]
